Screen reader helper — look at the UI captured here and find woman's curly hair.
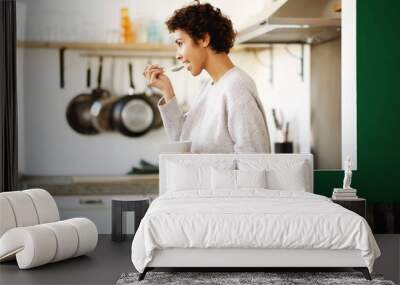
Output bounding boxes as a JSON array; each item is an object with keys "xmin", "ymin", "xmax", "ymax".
[{"xmin": 166, "ymin": 1, "xmax": 236, "ymax": 53}]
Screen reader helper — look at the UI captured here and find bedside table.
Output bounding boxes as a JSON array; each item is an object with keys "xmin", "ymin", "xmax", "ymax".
[
  {"xmin": 331, "ymin": 198, "xmax": 366, "ymax": 219},
  {"xmin": 112, "ymin": 198, "xmax": 150, "ymax": 242}
]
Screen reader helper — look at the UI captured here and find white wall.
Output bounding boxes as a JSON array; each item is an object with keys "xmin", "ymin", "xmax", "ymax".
[
  {"xmin": 17, "ymin": 0, "xmax": 310, "ymax": 175},
  {"xmin": 17, "ymin": 0, "xmax": 270, "ymax": 43},
  {"xmin": 341, "ymin": 0, "xmax": 357, "ymax": 170},
  {"xmin": 310, "ymin": 39, "xmax": 341, "ymax": 169},
  {"xmin": 232, "ymin": 45, "xmax": 311, "ymax": 154}
]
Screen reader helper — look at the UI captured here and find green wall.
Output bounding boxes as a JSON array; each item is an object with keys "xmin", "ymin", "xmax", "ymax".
[{"xmin": 314, "ymin": 0, "xmax": 400, "ymax": 203}]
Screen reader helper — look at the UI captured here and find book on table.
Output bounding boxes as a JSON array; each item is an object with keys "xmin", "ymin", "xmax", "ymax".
[
  {"xmin": 332, "ymin": 188, "xmax": 358, "ymax": 200},
  {"xmin": 333, "ymin": 188, "xmax": 357, "ymax": 193},
  {"xmin": 332, "ymin": 195, "xmax": 359, "ymax": 200},
  {"xmin": 333, "ymin": 192, "xmax": 357, "ymax": 197}
]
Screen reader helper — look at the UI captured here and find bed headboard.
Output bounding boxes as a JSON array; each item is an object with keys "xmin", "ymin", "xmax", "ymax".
[{"xmin": 159, "ymin": 153, "xmax": 314, "ymax": 195}]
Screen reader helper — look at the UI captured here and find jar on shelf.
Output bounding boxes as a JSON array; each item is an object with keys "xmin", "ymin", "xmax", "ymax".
[
  {"xmin": 147, "ymin": 20, "xmax": 161, "ymax": 43},
  {"xmin": 120, "ymin": 7, "xmax": 136, "ymax": 43}
]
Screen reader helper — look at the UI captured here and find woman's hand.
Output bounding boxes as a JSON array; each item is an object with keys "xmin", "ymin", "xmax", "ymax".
[{"xmin": 143, "ymin": 64, "xmax": 175, "ymax": 102}]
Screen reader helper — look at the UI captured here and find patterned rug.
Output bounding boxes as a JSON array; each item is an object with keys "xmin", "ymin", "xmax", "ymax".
[{"xmin": 116, "ymin": 271, "xmax": 396, "ymax": 285}]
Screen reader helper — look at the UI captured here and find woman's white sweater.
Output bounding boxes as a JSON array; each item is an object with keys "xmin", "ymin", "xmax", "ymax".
[{"xmin": 157, "ymin": 66, "xmax": 271, "ymax": 153}]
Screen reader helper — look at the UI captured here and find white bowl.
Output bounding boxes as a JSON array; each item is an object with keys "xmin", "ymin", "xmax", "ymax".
[{"xmin": 159, "ymin": 141, "xmax": 192, "ymax": 153}]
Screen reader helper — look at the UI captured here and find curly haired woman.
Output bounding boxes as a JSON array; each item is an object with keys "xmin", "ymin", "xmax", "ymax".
[{"xmin": 143, "ymin": 1, "xmax": 271, "ymax": 153}]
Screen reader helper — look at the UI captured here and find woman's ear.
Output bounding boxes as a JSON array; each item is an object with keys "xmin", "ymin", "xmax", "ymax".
[{"xmin": 200, "ymin": 33, "xmax": 210, "ymax": 48}]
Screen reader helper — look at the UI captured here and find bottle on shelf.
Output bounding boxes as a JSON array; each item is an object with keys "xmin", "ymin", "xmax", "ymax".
[
  {"xmin": 120, "ymin": 7, "xmax": 136, "ymax": 43},
  {"xmin": 147, "ymin": 20, "xmax": 161, "ymax": 43}
]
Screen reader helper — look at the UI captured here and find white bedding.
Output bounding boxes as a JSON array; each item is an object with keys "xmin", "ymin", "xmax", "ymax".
[{"xmin": 131, "ymin": 190, "xmax": 380, "ymax": 273}]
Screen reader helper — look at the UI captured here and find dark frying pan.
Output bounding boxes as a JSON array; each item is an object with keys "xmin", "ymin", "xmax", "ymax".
[
  {"xmin": 144, "ymin": 86, "xmax": 163, "ymax": 129},
  {"xmin": 90, "ymin": 58, "xmax": 119, "ymax": 132},
  {"xmin": 90, "ymin": 56, "xmax": 110, "ymax": 99},
  {"xmin": 90, "ymin": 95, "xmax": 119, "ymax": 132},
  {"xmin": 112, "ymin": 62, "xmax": 156, "ymax": 137},
  {"xmin": 66, "ymin": 57, "xmax": 110, "ymax": 135},
  {"xmin": 142, "ymin": 59, "xmax": 162, "ymax": 129}
]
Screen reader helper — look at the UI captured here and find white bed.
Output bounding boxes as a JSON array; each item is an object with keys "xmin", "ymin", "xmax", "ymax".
[{"xmin": 131, "ymin": 154, "xmax": 380, "ymax": 281}]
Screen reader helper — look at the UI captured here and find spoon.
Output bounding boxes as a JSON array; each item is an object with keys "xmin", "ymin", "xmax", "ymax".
[
  {"xmin": 169, "ymin": 64, "xmax": 185, "ymax": 72},
  {"xmin": 143, "ymin": 64, "xmax": 185, "ymax": 78}
]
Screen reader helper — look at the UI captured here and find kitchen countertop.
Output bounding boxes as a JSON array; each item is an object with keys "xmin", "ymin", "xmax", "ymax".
[{"xmin": 17, "ymin": 174, "xmax": 159, "ymax": 196}]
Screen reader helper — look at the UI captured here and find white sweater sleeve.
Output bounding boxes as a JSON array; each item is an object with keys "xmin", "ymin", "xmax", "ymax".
[
  {"xmin": 157, "ymin": 96, "xmax": 185, "ymax": 141},
  {"xmin": 226, "ymin": 86, "xmax": 271, "ymax": 153}
]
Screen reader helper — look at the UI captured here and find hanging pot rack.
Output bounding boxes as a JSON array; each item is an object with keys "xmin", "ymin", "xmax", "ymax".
[
  {"xmin": 17, "ymin": 40, "xmax": 270, "ymax": 89},
  {"xmin": 17, "ymin": 41, "xmax": 177, "ymax": 89}
]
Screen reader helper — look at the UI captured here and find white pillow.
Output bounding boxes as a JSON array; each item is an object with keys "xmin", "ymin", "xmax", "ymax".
[
  {"xmin": 266, "ymin": 163, "xmax": 307, "ymax": 191},
  {"xmin": 211, "ymin": 168, "xmax": 236, "ymax": 190},
  {"xmin": 236, "ymin": 169, "xmax": 267, "ymax": 189},
  {"xmin": 237, "ymin": 158, "xmax": 310, "ymax": 192},
  {"xmin": 211, "ymin": 168, "xmax": 267, "ymax": 190},
  {"xmin": 166, "ymin": 158, "xmax": 236, "ymax": 192},
  {"xmin": 167, "ymin": 162, "xmax": 210, "ymax": 191}
]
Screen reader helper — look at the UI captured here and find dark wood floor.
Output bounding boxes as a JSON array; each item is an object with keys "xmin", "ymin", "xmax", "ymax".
[
  {"xmin": 1, "ymin": 234, "xmax": 398, "ymax": 284},
  {"xmin": 0, "ymin": 235, "xmax": 134, "ymax": 285}
]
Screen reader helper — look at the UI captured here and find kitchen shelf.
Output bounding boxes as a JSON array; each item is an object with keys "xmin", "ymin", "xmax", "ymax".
[
  {"xmin": 17, "ymin": 41, "xmax": 176, "ymax": 52},
  {"xmin": 17, "ymin": 174, "xmax": 159, "ymax": 196},
  {"xmin": 16, "ymin": 40, "xmax": 269, "ymax": 88},
  {"xmin": 18, "ymin": 174, "xmax": 159, "ymax": 184},
  {"xmin": 16, "ymin": 40, "xmax": 269, "ymax": 53}
]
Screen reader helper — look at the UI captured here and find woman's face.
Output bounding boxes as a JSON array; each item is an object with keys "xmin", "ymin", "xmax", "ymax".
[{"xmin": 173, "ymin": 29, "xmax": 209, "ymax": 76}]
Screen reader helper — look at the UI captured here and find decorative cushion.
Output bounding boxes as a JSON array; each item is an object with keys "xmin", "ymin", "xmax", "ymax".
[
  {"xmin": 167, "ymin": 162, "xmax": 210, "ymax": 191},
  {"xmin": 237, "ymin": 158, "xmax": 310, "ymax": 191},
  {"xmin": 266, "ymin": 163, "xmax": 307, "ymax": 191},
  {"xmin": 211, "ymin": 168, "xmax": 267, "ymax": 190},
  {"xmin": 236, "ymin": 169, "xmax": 267, "ymax": 189},
  {"xmin": 166, "ymin": 159, "xmax": 236, "ymax": 192},
  {"xmin": 211, "ymin": 168, "xmax": 236, "ymax": 190}
]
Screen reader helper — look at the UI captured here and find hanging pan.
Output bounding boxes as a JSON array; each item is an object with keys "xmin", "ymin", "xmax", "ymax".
[
  {"xmin": 144, "ymin": 85, "xmax": 163, "ymax": 129},
  {"xmin": 90, "ymin": 58, "xmax": 120, "ymax": 132},
  {"xmin": 66, "ymin": 56, "xmax": 110, "ymax": 135},
  {"xmin": 112, "ymin": 62, "xmax": 156, "ymax": 137},
  {"xmin": 141, "ymin": 58, "xmax": 162, "ymax": 129}
]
